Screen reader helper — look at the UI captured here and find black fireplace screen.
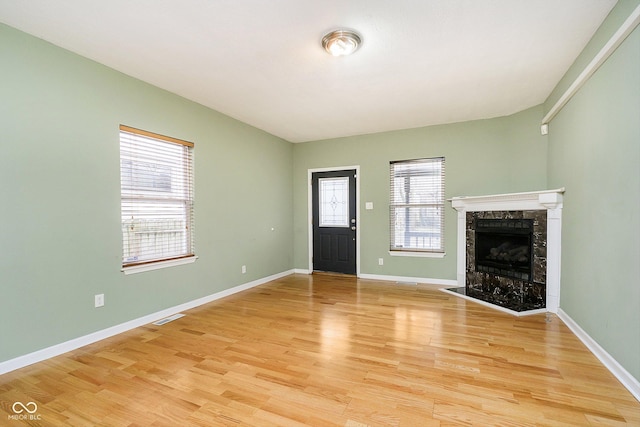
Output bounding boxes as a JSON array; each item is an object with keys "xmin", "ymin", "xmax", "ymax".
[{"xmin": 475, "ymin": 219, "xmax": 533, "ymax": 281}]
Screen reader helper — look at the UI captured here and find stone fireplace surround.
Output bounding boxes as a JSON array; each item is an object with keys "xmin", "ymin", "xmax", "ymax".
[
  {"xmin": 450, "ymin": 189, "xmax": 564, "ymax": 314},
  {"xmin": 466, "ymin": 210, "xmax": 547, "ymax": 311}
]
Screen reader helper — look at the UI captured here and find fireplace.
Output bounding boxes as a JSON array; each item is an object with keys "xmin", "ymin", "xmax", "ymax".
[
  {"xmin": 464, "ymin": 211, "xmax": 546, "ymax": 311},
  {"xmin": 450, "ymin": 189, "xmax": 564, "ymax": 314},
  {"xmin": 475, "ymin": 218, "xmax": 533, "ymax": 281}
]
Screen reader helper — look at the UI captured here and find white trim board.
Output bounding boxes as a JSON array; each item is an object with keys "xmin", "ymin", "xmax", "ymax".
[
  {"xmin": 557, "ymin": 309, "xmax": 640, "ymax": 402},
  {"xmin": 358, "ymin": 273, "xmax": 457, "ymax": 287},
  {"xmin": 292, "ymin": 271, "xmax": 457, "ymax": 287},
  {"xmin": 542, "ymin": 4, "xmax": 640, "ymax": 127},
  {"xmin": 0, "ymin": 269, "xmax": 295, "ymax": 376}
]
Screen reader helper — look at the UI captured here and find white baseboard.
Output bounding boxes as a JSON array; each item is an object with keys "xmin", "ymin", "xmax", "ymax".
[
  {"xmin": 358, "ymin": 273, "xmax": 458, "ymax": 287},
  {"xmin": 557, "ymin": 308, "xmax": 640, "ymax": 402},
  {"xmin": 293, "ymin": 270, "xmax": 456, "ymax": 288},
  {"xmin": 0, "ymin": 269, "xmax": 295, "ymax": 376}
]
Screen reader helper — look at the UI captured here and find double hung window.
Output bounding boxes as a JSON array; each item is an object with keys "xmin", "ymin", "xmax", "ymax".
[
  {"xmin": 389, "ymin": 157, "xmax": 445, "ymax": 254},
  {"xmin": 119, "ymin": 125, "xmax": 195, "ymax": 270}
]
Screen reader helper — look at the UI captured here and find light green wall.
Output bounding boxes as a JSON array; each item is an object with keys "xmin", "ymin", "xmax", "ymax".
[
  {"xmin": 0, "ymin": 23, "xmax": 293, "ymax": 363},
  {"xmin": 293, "ymin": 107, "xmax": 548, "ymax": 278},
  {"xmin": 545, "ymin": 0, "xmax": 640, "ymax": 380}
]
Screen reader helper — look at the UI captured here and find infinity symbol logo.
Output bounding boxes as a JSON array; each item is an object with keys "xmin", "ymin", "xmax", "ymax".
[{"xmin": 12, "ymin": 402, "xmax": 38, "ymax": 414}]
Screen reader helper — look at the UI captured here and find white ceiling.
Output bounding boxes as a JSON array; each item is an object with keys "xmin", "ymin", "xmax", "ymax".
[{"xmin": 0, "ymin": 1, "xmax": 616, "ymax": 142}]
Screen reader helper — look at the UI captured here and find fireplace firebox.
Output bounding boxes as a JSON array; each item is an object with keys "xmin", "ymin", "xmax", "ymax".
[{"xmin": 475, "ymin": 218, "xmax": 533, "ymax": 281}]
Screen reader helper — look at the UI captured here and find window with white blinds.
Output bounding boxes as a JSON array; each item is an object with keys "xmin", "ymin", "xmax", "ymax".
[
  {"xmin": 390, "ymin": 157, "xmax": 445, "ymax": 253},
  {"xmin": 119, "ymin": 125, "xmax": 195, "ymax": 268}
]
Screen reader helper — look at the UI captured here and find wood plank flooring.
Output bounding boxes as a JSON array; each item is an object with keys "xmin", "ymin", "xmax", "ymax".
[{"xmin": 1, "ymin": 273, "xmax": 638, "ymax": 426}]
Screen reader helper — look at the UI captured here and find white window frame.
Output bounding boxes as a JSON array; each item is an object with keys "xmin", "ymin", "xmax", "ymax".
[
  {"xmin": 119, "ymin": 125, "xmax": 196, "ymax": 274},
  {"xmin": 389, "ymin": 157, "xmax": 445, "ymax": 258}
]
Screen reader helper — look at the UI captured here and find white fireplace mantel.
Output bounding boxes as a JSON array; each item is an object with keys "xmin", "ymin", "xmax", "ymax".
[
  {"xmin": 450, "ymin": 188, "xmax": 565, "ymax": 313},
  {"xmin": 451, "ymin": 188, "xmax": 564, "ymax": 212}
]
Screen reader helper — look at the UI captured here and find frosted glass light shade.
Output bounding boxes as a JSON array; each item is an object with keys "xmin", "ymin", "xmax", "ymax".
[{"xmin": 322, "ymin": 30, "xmax": 361, "ymax": 56}]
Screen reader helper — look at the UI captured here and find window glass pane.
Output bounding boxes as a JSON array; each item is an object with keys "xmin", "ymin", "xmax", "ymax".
[
  {"xmin": 121, "ymin": 200, "xmax": 189, "ymax": 264},
  {"xmin": 391, "ymin": 206, "xmax": 443, "ymax": 250},
  {"xmin": 120, "ymin": 127, "xmax": 194, "ymax": 266},
  {"xmin": 319, "ymin": 177, "xmax": 349, "ymax": 227},
  {"xmin": 389, "ymin": 157, "xmax": 445, "ymax": 252}
]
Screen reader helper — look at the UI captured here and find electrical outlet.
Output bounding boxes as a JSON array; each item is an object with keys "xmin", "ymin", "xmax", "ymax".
[
  {"xmin": 378, "ymin": 258, "xmax": 384, "ymax": 266},
  {"xmin": 94, "ymin": 294, "xmax": 104, "ymax": 308},
  {"xmin": 241, "ymin": 265, "xmax": 247, "ymax": 274}
]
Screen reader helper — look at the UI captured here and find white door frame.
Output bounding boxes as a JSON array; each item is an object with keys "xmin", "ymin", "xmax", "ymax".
[{"xmin": 307, "ymin": 165, "xmax": 361, "ymax": 275}]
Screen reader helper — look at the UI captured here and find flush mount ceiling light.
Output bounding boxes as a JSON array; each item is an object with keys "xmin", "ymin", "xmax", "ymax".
[{"xmin": 322, "ymin": 29, "xmax": 362, "ymax": 56}]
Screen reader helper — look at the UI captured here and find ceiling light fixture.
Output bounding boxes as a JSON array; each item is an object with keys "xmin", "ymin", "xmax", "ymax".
[{"xmin": 322, "ymin": 29, "xmax": 362, "ymax": 57}]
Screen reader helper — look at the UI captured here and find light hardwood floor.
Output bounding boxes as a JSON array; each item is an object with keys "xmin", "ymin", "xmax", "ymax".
[{"xmin": 1, "ymin": 273, "xmax": 638, "ymax": 426}]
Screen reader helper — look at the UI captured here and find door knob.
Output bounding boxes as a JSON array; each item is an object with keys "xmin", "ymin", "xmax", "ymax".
[{"xmin": 351, "ymin": 226, "xmax": 356, "ymax": 230}]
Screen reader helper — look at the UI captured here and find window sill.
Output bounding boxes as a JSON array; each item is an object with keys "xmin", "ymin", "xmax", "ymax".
[
  {"xmin": 389, "ymin": 251, "xmax": 446, "ymax": 259},
  {"xmin": 122, "ymin": 256, "xmax": 198, "ymax": 275}
]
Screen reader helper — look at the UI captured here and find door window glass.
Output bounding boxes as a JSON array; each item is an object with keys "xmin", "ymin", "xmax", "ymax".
[{"xmin": 319, "ymin": 177, "xmax": 349, "ymax": 227}]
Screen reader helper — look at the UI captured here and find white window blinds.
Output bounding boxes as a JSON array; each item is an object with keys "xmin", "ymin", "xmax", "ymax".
[
  {"xmin": 119, "ymin": 125, "xmax": 195, "ymax": 267},
  {"xmin": 389, "ymin": 157, "xmax": 445, "ymax": 253}
]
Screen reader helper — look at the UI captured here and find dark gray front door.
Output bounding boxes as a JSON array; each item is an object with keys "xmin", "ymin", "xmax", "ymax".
[{"xmin": 312, "ymin": 170, "xmax": 357, "ymax": 275}]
